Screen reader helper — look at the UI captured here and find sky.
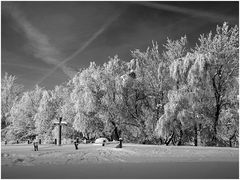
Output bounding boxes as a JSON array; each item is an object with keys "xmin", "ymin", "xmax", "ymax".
[{"xmin": 1, "ymin": 1, "xmax": 239, "ymax": 90}]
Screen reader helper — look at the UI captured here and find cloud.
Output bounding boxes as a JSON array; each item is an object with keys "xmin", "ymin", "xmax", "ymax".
[
  {"xmin": 5, "ymin": 3, "xmax": 77, "ymax": 79},
  {"xmin": 36, "ymin": 8, "xmax": 124, "ymax": 85}
]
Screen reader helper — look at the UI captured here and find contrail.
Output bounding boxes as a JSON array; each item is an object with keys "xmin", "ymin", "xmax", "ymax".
[
  {"xmin": 2, "ymin": 62, "xmax": 49, "ymax": 72},
  {"xmin": 5, "ymin": 3, "xmax": 77, "ymax": 79},
  {"xmin": 135, "ymin": 2, "xmax": 237, "ymax": 23},
  {"xmin": 37, "ymin": 9, "xmax": 124, "ymax": 85}
]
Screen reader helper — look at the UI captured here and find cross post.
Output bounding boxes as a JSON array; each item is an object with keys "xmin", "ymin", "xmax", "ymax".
[{"xmin": 53, "ymin": 117, "xmax": 67, "ymax": 146}]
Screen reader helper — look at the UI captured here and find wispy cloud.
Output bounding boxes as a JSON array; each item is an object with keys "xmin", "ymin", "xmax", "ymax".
[
  {"xmin": 135, "ymin": 2, "xmax": 237, "ymax": 23},
  {"xmin": 37, "ymin": 8, "xmax": 125, "ymax": 85},
  {"xmin": 5, "ymin": 4, "xmax": 77, "ymax": 79}
]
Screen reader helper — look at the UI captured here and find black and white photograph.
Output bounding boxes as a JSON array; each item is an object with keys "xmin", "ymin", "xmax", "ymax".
[{"xmin": 1, "ymin": 1, "xmax": 239, "ymax": 179}]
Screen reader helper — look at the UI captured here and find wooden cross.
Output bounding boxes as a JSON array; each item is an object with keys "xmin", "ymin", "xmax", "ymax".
[{"xmin": 53, "ymin": 117, "xmax": 67, "ymax": 146}]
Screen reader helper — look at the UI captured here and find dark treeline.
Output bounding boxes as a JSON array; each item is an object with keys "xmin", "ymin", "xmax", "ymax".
[{"xmin": 1, "ymin": 23, "xmax": 239, "ymax": 147}]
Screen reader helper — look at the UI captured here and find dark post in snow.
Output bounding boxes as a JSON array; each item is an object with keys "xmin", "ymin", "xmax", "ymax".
[
  {"xmin": 119, "ymin": 138, "xmax": 123, "ymax": 148},
  {"xmin": 102, "ymin": 140, "xmax": 106, "ymax": 146},
  {"xmin": 53, "ymin": 117, "xmax": 67, "ymax": 146},
  {"xmin": 74, "ymin": 139, "xmax": 79, "ymax": 150}
]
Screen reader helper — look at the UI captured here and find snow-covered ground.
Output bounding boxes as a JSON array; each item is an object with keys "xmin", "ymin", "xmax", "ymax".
[{"xmin": 1, "ymin": 143, "xmax": 239, "ymax": 178}]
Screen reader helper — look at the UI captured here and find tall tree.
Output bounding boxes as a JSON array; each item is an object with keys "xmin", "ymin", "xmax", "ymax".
[
  {"xmin": 155, "ymin": 36, "xmax": 190, "ymax": 145},
  {"xmin": 125, "ymin": 42, "xmax": 173, "ymax": 143},
  {"xmin": 100, "ymin": 56, "xmax": 128, "ymax": 140},
  {"xmin": 34, "ymin": 90, "xmax": 57, "ymax": 142},
  {"xmin": 8, "ymin": 86, "xmax": 42, "ymax": 141},
  {"xmin": 71, "ymin": 62, "xmax": 104, "ymax": 139},
  {"xmin": 194, "ymin": 22, "xmax": 239, "ymax": 145},
  {"xmin": 55, "ymin": 82, "xmax": 76, "ymax": 139},
  {"xmin": 1, "ymin": 73, "xmax": 23, "ymax": 130}
]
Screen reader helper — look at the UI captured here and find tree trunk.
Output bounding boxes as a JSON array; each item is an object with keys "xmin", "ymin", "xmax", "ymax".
[
  {"xmin": 165, "ymin": 132, "xmax": 174, "ymax": 146},
  {"xmin": 229, "ymin": 139, "xmax": 232, "ymax": 147},
  {"xmin": 213, "ymin": 104, "xmax": 221, "ymax": 145},
  {"xmin": 155, "ymin": 106, "xmax": 160, "ymax": 130},
  {"xmin": 114, "ymin": 127, "xmax": 120, "ymax": 140},
  {"xmin": 194, "ymin": 123, "xmax": 198, "ymax": 146},
  {"xmin": 111, "ymin": 121, "xmax": 120, "ymax": 140},
  {"xmin": 197, "ymin": 124, "xmax": 202, "ymax": 146},
  {"xmin": 159, "ymin": 137, "xmax": 163, "ymax": 145},
  {"xmin": 212, "ymin": 74, "xmax": 222, "ymax": 146},
  {"xmin": 139, "ymin": 122, "xmax": 147, "ymax": 144},
  {"xmin": 177, "ymin": 129, "xmax": 183, "ymax": 146},
  {"xmin": 229, "ymin": 130, "xmax": 236, "ymax": 147}
]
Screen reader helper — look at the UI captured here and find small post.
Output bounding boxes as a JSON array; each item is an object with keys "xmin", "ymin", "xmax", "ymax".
[
  {"xmin": 102, "ymin": 140, "xmax": 106, "ymax": 146},
  {"xmin": 33, "ymin": 139, "xmax": 39, "ymax": 151},
  {"xmin": 58, "ymin": 117, "xmax": 62, "ymax": 146},
  {"xmin": 74, "ymin": 139, "xmax": 78, "ymax": 150},
  {"xmin": 119, "ymin": 138, "xmax": 123, "ymax": 148},
  {"xmin": 39, "ymin": 139, "xmax": 41, "ymax": 145},
  {"xmin": 33, "ymin": 142, "xmax": 39, "ymax": 151}
]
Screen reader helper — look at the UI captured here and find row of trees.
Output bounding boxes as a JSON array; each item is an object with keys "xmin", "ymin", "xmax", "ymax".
[{"xmin": 1, "ymin": 23, "xmax": 239, "ymax": 146}]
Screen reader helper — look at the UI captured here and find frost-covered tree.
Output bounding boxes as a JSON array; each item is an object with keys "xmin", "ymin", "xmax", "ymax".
[
  {"xmin": 156, "ymin": 23, "xmax": 239, "ymax": 146},
  {"xmin": 217, "ymin": 81, "xmax": 239, "ymax": 147},
  {"xmin": 163, "ymin": 35, "xmax": 188, "ymax": 61},
  {"xmin": 1, "ymin": 73, "xmax": 23, "ymax": 130},
  {"xmin": 169, "ymin": 53, "xmax": 212, "ymax": 146},
  {"xmin": 193, "ymin": 22, "xmax": 239, "ymax": 145},
  {"xmin": 8, "ymin": 86, "xmax": 43, "ymax": 141},
  {"xmin": 156, "ymin": 87, "xmax": 191, "ymax": 145},
  {"xmin": 55, "ymin": 82, "xmax": 76, "ymax": 139},
  {"xmin": 132, "ymin": 43, "xmax": 164, "ymax": 130},
  {"xmin": 123, "ymin": 42, "xmax": 174, "ymax": 143},
  {"xmin": 218, "ymin": 108, "xmax": 239, "ymax": 147},
  {"xmin": 100, "ymin": 56, "xmax": 128, "ymax": 140},
  {"xmin": 71, "ymin": 62, "xmax": 104, "ymax": 139},
  {"xmin": 2, "ymin": 22, "xmax": 238, "ymax": 146},
  {"xmin": 34, "ymin": 90, "xmax": 56, "ymax": 142},
  {"xmin": 155, "ymin": 36, "xmax": 190, "ymax": 145}
]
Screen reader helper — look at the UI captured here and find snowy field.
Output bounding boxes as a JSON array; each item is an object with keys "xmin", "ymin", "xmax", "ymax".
[{"xmin": 1, "ymin": 143, "xmax": 239, "ymax": 179}]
